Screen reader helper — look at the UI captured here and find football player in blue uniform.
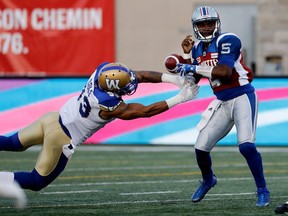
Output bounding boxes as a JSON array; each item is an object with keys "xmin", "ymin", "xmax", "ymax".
[
  {"xmin": 176, "ymin": 6, "xmax": 270, "ymax": 206},
  {"xmin": 0, "ymin": 62, "xmax": 199, "ymax": 207}
]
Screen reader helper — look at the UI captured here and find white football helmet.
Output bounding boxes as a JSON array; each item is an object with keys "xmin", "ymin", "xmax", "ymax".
[
  {"xmin": 97, "ymin": 63, "xmax": 138, "ymax": 96},
  {"xmin": 192, "ymin": 6, "xmax": 221, "ymax": 42}
]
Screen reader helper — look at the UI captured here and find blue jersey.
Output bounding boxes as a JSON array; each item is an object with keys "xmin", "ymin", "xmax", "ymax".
[{"xmin": 192, "ymin": 33, "xmax": 254, "ymax": 100}]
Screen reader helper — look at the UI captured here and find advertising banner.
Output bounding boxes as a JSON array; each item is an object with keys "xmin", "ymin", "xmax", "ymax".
[
  {"xmin": 0, "ymin": 78, "xmax": 288, "ymax": 146},
  {"xmin": 0, "ymin": 0, "xmax": 115, "ymax": 77}
]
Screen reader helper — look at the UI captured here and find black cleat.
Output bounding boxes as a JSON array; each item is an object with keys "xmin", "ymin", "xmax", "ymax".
[{"xmin": 275, "ymin": 202, "xmax": 288, "ymax": 214}]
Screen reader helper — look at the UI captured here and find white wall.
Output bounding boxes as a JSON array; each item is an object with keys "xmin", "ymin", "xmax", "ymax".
[
  {"xmin": 115, "ymin": 0, "xmax": 194, "ymax": 72},
  {"xmin": 115, "ymin": 0, "xmax": 288, "ymax": 75}
]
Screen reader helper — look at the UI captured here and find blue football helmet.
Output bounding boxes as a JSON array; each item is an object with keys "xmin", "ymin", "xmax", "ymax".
[
  {"xmin": 192, "ymin": 6, "xmax": 221, "ymax": 42},
  {"xmin": 97, "ymin": 63, "xmax": 138, "ymax": 96}
]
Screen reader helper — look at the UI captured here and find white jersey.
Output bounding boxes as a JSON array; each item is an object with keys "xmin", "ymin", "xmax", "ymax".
[{"xmin": 60, "ymin": 67, "xmax": 123, "ymax": 146}]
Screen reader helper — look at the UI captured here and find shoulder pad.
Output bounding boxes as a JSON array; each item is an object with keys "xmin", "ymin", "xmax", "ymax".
[
  {"xmin": 94, "ymin": 88, "xmax": 122, "ymax": 112},
  {"xmin": 216, "ymin": 33, "xmax": 240, "ymax": 46}
]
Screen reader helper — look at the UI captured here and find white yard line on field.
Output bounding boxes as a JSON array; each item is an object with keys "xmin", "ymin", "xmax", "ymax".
[
  {"xmin": 66, "ymin": 164, "xmax": 196, "ymax": 172},
  {"xmin": 40, "ymin": 189, "xmax": 103, "ymax": 195},
  {"xmin": 47, "ymin": 176, "xmax": 288, "ymax": 188},
  {"xmin": 40, "ymin": 190, "xmax": 255, "ymax": 197},
  {"xmin": 120, "ymin": 191, "xmax": 180, "ymax": 195},
  {"xmin": 65, "ymin": 161, "xmax": 288, "ymax": 172}
]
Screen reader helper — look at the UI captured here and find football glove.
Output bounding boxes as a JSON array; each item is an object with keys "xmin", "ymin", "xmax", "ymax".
[
  {"xmin": 179, "ymin": 83, "xmax": 199, "ymax": 102},
  {"xmin": 166, "ymin": 84, "xmax": 199, "ymax": 108},
  {"xmin": 176, "ymin": 63, "xmax": 196, "ymax": 76}
]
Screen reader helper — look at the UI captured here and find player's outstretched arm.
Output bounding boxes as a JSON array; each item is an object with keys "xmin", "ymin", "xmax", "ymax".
[
  {"xmin": 134, "ymin": 71, "xmax": 185, "ymax": 88},
  {"xmin": 134, "ymin": 71, "xmax": 162, "ymax": 83},
  {"xmin": 100, "ymin": 84, "xmax": 199, "ymax": 120}
]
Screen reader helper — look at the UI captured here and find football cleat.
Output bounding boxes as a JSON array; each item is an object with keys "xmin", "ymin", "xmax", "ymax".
[
  {"xmin": 191, "ymin": 175, "xmax": 217, "ymax": 202},
  {"xmin": 256, "ymin": 187, "xmax": 270, "ymax": 207},
  {"xmin": 275, "ymin": 202, "xmax": 288, "ymax": 214},
  {"xmin": 0, "ymin": 181, "xmax": 27, "ymax": 208}
]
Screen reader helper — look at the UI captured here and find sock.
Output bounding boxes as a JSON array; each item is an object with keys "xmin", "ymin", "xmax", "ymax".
[
  {"xmin": 195, "ymin": 148, "xmax": 214, "ymax": 183},
  {"xmin": 14, "ymin": 153, "xmax": 69, "ymax": 191},
  {"xmin": 239, "ymin": 142, "xmax": 266, "ymax": 188},
  {"xmin": 0, "ymin": 133, "xmax": 24, "ymax": 151}
]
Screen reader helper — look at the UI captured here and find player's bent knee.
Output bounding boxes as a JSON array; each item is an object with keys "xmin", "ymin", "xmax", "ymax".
[{"xmin": 194, "ymin": 130, "xmax": 217, "ymax": 152}]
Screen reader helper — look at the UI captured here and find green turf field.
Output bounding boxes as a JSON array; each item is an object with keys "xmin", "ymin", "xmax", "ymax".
[{"xmin": 0, "ymin": 145, "xmax": 288, "ymax": 216}]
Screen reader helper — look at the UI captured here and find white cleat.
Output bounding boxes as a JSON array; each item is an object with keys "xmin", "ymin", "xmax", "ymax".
[{"xmin": 0, "ymin": 181, "xmax": 27, "ymax": 209}]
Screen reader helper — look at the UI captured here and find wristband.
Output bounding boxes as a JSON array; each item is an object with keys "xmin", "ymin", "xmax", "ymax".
[
  {"xmin": 165, "ymin": 95, "xmax": 182, "ymax": 108},
  {"xmin": 182, "ymin": 53, "xmax": 191, "ymax": 60},
  {"xmin": 161, "ymin": 73, "xmax": 177, "ymax": 83},
  {"xmin": 195, "ymin": 65, "xmax": 213, "ymax": 78}
]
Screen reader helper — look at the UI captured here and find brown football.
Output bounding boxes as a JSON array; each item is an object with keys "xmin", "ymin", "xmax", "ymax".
[{"xmin": 164, "ymin": 54, "xmax": 186, "ymax": 73}]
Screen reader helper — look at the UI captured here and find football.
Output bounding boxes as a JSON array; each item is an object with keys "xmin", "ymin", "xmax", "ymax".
[{"xmin": 164, "ymin": 54, "xmax": 186, "ymax": 73}]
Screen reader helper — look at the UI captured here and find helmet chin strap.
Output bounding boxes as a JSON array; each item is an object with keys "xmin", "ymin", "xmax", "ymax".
[
  {"xmin": 198, "ymin": 32, "xmax": 213, "ymax": 42},
  {"xmin": 199, "ymin": 25, "xmax": 219, "ymax": 42},
  {"xmin": 203, "ymin": 35, "xmax": 213, "ymax": 40}
]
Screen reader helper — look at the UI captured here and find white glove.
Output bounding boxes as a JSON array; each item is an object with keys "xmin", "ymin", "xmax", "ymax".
[
  {"xmin": 179, "ymin": 83, "xmax": 199, "ymax": 102},
  {"xmin": 162, "ymin": 72, "xmax": 196, "ymax": 87},
  {"xmin": 165, "ymin": 84, "xmax": 199, "ymax": 108},
  {"xmin": 161, "ymin": 73, "xmax": 185, "ymax": 88},
  {"xmin": 186, "ymin": 74, "xmax": 196, "ymax": 85}
]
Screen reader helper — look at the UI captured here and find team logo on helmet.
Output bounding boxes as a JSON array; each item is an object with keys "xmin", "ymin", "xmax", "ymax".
[
  {"xmin": 97, "ymin": 63, "xmax": 138, "ymax": 96},
  {"xmin": 105, "ymin": 79, "xmax": 121, "ymax": 90}
]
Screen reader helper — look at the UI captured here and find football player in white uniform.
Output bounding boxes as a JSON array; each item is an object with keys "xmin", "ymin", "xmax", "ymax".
[{"xmin": 0, "ymin": 62, "xmax": 199, "ymax": 207}]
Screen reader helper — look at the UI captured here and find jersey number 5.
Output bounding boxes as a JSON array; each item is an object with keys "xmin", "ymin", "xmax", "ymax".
[{"xmin": 221, "ymin": 43, "xmax": 231, "ymax": 54}]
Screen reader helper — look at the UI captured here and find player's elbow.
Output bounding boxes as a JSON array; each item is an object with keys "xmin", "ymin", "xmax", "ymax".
[
  {"xmin": 222, "ymin": 67, "xmax": 233, "ymax": 79},
  {"xmin": 213, "ymin": 64, "xmax": 232, "ymax": 79}
]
